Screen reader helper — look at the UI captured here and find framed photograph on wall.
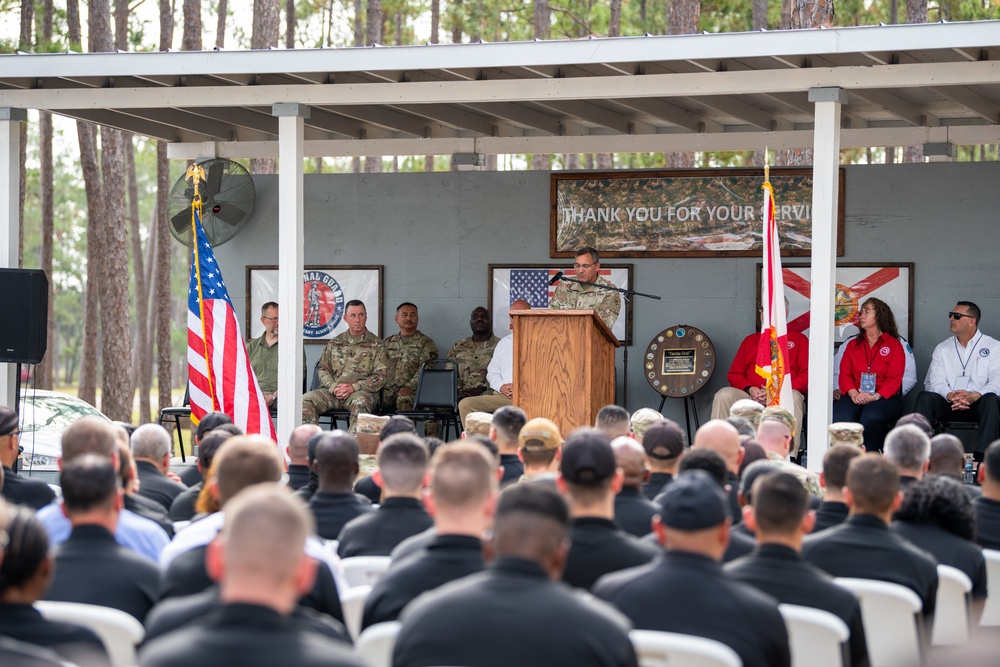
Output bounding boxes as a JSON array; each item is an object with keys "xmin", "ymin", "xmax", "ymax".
[
  {"xmin": 551, "ymin": 167, "xmax": 846, "ymax": 258},
  {"xmin": 756, "ymin": 262, "xmax": 914, "ymax": 346},
  {"xmin": 246, "ymin": 265, "xmax": 384, "ymax": 343},
  {"xmin": 488, "ymin": 264, "xmax": 634, "ymax": 345}
]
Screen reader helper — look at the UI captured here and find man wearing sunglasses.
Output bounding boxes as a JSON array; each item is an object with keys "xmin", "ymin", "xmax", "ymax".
[{"xmin": 915, "ymin": 301, "xmax": 1000, "ymax": 460}]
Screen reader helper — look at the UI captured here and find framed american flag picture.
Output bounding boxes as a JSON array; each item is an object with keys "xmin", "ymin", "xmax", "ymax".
[{"xmin": 488, "ymin": 264, "xmax": 634, "ymax": 345}]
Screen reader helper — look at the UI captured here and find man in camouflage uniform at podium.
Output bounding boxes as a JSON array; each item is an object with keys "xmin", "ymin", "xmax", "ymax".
[
  {"xmin": 549, "ymin": 247, "xmax": 621, "ymax": 329},
  {"xmin": 447, "ymin": 307, "xmax": 501, "ymax": 400},
  {"xmin": 382, "ymin": 303, "xmax": 439, "ymax": 414},
  {"xmin": 302, "ymin": 299, "xmax": 387, "ymax": 434}
]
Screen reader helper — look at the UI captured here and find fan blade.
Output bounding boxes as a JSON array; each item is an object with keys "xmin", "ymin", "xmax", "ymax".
[
  {"xmin": 205, "ymin": 161, "xmax": 225, "ymax": 198},
  {"xmin": 208, "ymin": 202, "xmax": 249, "ymax": 226},
  {"xmin": 170, "ymin": 208, "xmax": 194, "ymax": 236}
]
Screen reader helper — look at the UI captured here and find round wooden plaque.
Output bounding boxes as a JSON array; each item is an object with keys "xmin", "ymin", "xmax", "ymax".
[{"xmin": 643, "ymin": 325, "xmax": 716, "ymax": 398}]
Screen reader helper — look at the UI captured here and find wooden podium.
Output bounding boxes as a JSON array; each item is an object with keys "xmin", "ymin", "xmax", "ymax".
[{"xmin": 511, "ymin": 309, "xmax": 620, "ymax": 437}]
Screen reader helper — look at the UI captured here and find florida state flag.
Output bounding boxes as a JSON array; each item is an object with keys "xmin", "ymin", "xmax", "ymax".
[{"xmin": 755, "ymin": 167, "xmax": 794, "ymax": 409}]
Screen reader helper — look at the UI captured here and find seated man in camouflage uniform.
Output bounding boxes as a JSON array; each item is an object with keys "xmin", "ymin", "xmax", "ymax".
[
  {"xmin": 548, "ymin": 246, "xmax": 621, "ymax": 330},
  {"xmin": 447, "ymin": 307, "xmax": 500, "ymax": 400},
  {"xmin": 382, "ymin": 303, "xmax": 439, "ymax": 413},
  {"xmin": 302, "ymin": 299, "xmax": 387, "ymax": 434},
  {"xmin": 756, "ymin": 406, "xmax": 821, "ymax": 498}
]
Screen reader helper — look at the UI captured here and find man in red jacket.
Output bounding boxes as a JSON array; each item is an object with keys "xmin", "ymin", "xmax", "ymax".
[{"xmin": 711, "ymin": 326, "xmax": 809, "ymax": 450}]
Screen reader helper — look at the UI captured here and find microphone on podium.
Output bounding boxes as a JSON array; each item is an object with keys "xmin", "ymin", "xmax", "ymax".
[{"xmin": 549, "ymin": 271, "xmax": 564, "ymax": 286}]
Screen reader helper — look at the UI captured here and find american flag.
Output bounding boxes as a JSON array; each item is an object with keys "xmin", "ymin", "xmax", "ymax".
[
  {"xmin": 187, "ymin": 208, "xmax": 277, "ymax": 440},
  {"xmin": 509, "ymin": 268, "xmax": 613, "ymax": 307}
]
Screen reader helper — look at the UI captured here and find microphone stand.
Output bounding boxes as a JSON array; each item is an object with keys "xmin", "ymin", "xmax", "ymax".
[{"xmin": 555, "ymin": 275, "xmax": 661, "ymax": 409}]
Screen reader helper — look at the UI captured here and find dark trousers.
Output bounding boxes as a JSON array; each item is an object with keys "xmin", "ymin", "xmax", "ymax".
[
  {"xmin": 914, "ymin": 391, "xmax": 1000, "ymax": 454},
  {"xmin": 832, "ymin": 394, "xmax": 903, "ymax": 452}
]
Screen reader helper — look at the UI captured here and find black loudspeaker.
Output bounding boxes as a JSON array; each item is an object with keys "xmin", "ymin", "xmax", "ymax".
[{"xmin": 0, "ymin": 269, "xmax": 48, "ymax": 364}]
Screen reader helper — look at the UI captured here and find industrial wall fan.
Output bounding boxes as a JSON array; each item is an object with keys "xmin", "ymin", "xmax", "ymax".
[{"xmin": 168, "ymin": 158, "xmax": 256, "ymax": 247}]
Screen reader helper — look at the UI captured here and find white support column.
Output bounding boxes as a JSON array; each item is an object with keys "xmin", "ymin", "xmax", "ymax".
[
  {"xmin": 0, "ymin": 109, "xmax": 26, "ymax": 408},
  {"xmin": 273, "ymin": 103, "xmax": 309, "ymax": 447},
  {"xmin": 806, "ymin": 88, "xmax": 847, "ymax": 472}
]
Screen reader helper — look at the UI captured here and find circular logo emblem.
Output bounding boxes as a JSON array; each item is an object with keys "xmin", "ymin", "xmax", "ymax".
[
  {"xmin": 879, "ymin": 346, "xmax": 890, "ymax": 357},
  {"xmin": 787, "ymin": 340, "xmax": 795, "ymax": 349},
  {"xmin": 834, "ymin": 284, "xmax": 859, "ymax": 326},
  {"xmin": 676, "ymin": 328, "xmax": 686, "ymax": 338},
  {"xmin": 981, "ymin": 348, "xmax": 991, "ymax": 357},
  {"xmin": 302, "ymin": 271, "xmax": 346, "ymax": 338}
]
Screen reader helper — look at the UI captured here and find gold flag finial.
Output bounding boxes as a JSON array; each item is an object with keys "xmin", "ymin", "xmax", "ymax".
[
  {"xmin": 764, "ymin": 146, "xmax": 770, "ymax": 181},
  {"xmin": 185, "ymin": 163, "xmax": 207, "ymax": 202}
]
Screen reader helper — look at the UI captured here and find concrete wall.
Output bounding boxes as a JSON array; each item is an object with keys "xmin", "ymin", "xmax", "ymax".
[{"xmin": 216, "ymin": 161, "xmax": 1000, "ymax": 426}]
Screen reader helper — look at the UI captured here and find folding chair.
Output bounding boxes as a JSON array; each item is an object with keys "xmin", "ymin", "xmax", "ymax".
[
  {"xmin": 932, "ymin": 564, "xmax": 973, "ymax": 645},
  {"xmin": 35, "ymin": 600, "xmax": 144, "ymax": 667},
  {"xmin": 341, "ymin": 555, "xmax": 392, "ymax": 588},
  {"xmin": 340, "ymin": 584, "xmax": 373, "ymax": 640},
  {"xmin": 978, "ymin": 549, "xmax": 1000, "ymax": 626},
  {"xmin": 628, "ymin": 629, "xmax": 741, "ymax": 667},
  {"xmin": 309, "ymin": 360, "xmax": 351, "ymax": 430},
  {"xmin": 835, "ymin": 577, "xmax": 924, "ymax": 667},
  {"xmin": 779, "ymin": 603, "xmax": 851, "ymax": 667},
  {"xmin": 157, "ymin": 384, "xmax": 190, "ymax": 461},
  {"xmin": 396, "ymin": 358, "xmax": 461, "ymax": 440},
  {"xmin": 355, "ymin": 621, "xmax": 401, "ymax": 667}
]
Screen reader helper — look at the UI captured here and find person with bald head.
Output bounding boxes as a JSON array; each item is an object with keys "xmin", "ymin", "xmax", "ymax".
[
  {"xmin": 36, "ymin": 417, "xmax": 170, "ymax": 562},
  {"xmin": 928, "ymin": 433, "xmax": 982, "ymax": 500},
  {"xmin": 692, "ymin": 419, "xmax": 744, "ymax": 524},
  {"xmin": 286, "ymin": 424, "xmax": 320, "ymax": 491},
  {"xmin": 307, "ymin": 431, "xmax": 373, "ymax": 540},
  {"xmin": 458, "ymin": 299, "xmax": 531, "ymax": 425},
  {"xmin": 393, "ymin": 483, "xmax": 637, "ymax": 667},
  {"xmin": 140, "ymin": 486, "xmax": 365, "ymax": 667},
  {"xmin": 611, "ymin": 436, "xmax": 660, "ymax": 537}
]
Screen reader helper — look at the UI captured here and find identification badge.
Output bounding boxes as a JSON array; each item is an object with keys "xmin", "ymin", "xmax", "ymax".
[
  {"xmin": 860, "ymin": 372, "xmax": 877, "ymax": 394},
  {"xmin": 954, "ymin": 376, "xmax": 971, "ymax": 391}
]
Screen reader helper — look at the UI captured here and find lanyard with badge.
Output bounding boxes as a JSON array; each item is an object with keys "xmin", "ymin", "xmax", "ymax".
[
  {"xmin": 953, "ymin": 332, "xmax": 982, "ymax": 391},
  {"xmin": 860, "ymin": 337, "xmax": 879, "ymax": 394}
]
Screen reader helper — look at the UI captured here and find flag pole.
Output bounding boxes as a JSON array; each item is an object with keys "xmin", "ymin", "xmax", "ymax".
[{"xmin": 187, "ymin": 164, "xmax": 218, "ymax": 415}]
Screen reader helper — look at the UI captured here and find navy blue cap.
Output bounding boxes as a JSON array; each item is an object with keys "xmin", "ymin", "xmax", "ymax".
[{"xmin": 659, "ymin": 470, "xmax": 729, "ymax": 530}]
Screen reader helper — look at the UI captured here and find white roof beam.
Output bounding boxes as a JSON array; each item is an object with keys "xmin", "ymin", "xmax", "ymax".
[
  {"xmin": 460, "ymin": 102, "xmax": 562, "ymax": 135},
  {"xmin": 531, "ymin": 100, "xmax": 649, "ymax": 135},
  {"xmin": 930, "ymin": 85, "xmax": 1000, "ymax": 123},
  {"xmin": 850, "ymin": 88, "xmax": 939, "ymax": 126},
  {"xmin": 689, "ymin": 95, "xmax": 775, "ymax": 130},
  {"xmin": 319, "ymin": 105, "xmax": 430, "ymax": 136},
  {"xmin": 612, "ymin": 97, "xmax": 713, "ymax": 133},
  {"xmin": 58, "ymin": 108, "xmax": 187, "ymax": 141},
  {"xmin": 392, "ymin": 104, "xmax": 498, "ymax": 135}
]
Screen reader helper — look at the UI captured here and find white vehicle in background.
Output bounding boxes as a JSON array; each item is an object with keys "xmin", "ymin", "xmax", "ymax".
[{"xmin": 17, "ymin": 389, "xmax": 112, "ymax": 484}]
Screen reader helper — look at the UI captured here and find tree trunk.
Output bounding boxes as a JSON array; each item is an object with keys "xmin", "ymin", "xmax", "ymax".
[
  {"xmin": 364, "ymin": 0, "xmax": 384, "ymax": 173},
  {"xmin": 665, "ymin": 0, "xmax": 699, "ymax": 168},
  {"xmin": 18, "ymin": 0, "xmax": 32, "ymax": 270},
  {"xmin": 250, "ymin": 0, "xmax": 280, "ymax": 174},
  {"xmin": 609, "ymin": 0, "xmax": 622, "ymax": 35},
  {"xmin": 532, "ymin": 0, "xmax": 551, "ymax": 171},
  {"xmin": 37, "ymin": 0, "xmax": 55, "ymax": 388},
  {"xmin": 155, "ymin": 143, "xmax": 174, "ymax": 412},
  {"xmin": 751, "ymin": 0, "xmax": 768, "ymax": 166},
  {"xmin": 431, "ymin": 0, "xmax": 439, "ymax": 44},
  {"xmin": 780, "ymin": 0, "xmax": 832, "ymax": 166},
  {"xmin": 216, "ymin": 0, "xmax": 227, "ymax": 47},
  {"xmin": 285, "ymin": 0, "xmax": 296, "ymax": 48},
  {"xmin": 182, "ymin": 0, "xmax": 202, "ymax": 50},
  {"xmin": 126, "ymin": 140, "xmax": 151, "ymax": 423},
  {"xmin": 901, "ymin": 0, "xmax": 927, "ymax": 163}
]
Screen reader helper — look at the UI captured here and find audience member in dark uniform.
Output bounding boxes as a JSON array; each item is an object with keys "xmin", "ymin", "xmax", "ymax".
[
  {"xmin": 308, "ymin": 431, "xmax": 374, "ymax": 541},
  {"xmin": 639, "ymin": 420, "xmax": 685, "ymax": 500},
  {"xmin": 812, "ymin": 444, "xmax": 862, "ymax": 533},
  {"xmin": 558, "ymin": 429, "xmax": 658, "ymax": 589},
  {"xmin": 891, "ymin": 474, "xmax": 988, "ymax": 610},
  {"xmin": 44, "ymin": 455, "xmax": 161, "ymax": 622},
  {"xmin": 802, "ymin": 454, "xmax": 939, "ymax": 619},
  {"xmin": 0, "ymin": 505, "xmax": 111, "ymax": 667},
  {"xmin": 738, "ymin": 437, "xmax": 767, "ymax": 476},
  {"xmin": 140, "ymin": 486, "xmax": 364, "ymax": 667},
  {"xmin": 353, "ymin": 416, "xmax": 418, "ymax": 504},
  {"xmin": 929, "ymin": 434, "xmax": 981, "ymax": 499},
  {"xmin": 0, "ymin": 407, "xmax": 55, "ymax": 510},
  {"xmin": 117, "ymin": 438, "xmax": 174, "ymax": 538},
  {"xmin": 884, "ymin": 424, "xmax": 930, "ymax": 491},
  {"xmin": 131, "ymin": 424, "xmax": 188, "ymax": 513},
  {"xmin": 516, "ymin": 417, "xmax": 563, "ymax": 486},
  {"xmin": 286, "ymin": 424, "xmax": 321, "ymax": 492},
  {"xmin": 689, "ymin": 420, "xmax": 744, "ymax": 524},
  {"xmin": 490, "ymin": 405, "xmax": 526, "ymax": 486},
  {"xmin": 974, "ymin": 440, "xmax": 1000, "ymax": 550},
  {"xmin": 594, "ymin": 471, "xmax": 790, "ymax": 667},
  {"xmin": 393, "ymin": 483, "xmax": 637, "ymax": 667},
  {"xmin": 655, "ymin": 448, "xmax": 755, "ymax": 563},
  {"xmin": 363, "ymin": 443, "xmax": 495, "ymax": 628},
  {"xmin": 611, "ymin": 436, "xmax": 661, "ymax": 537},
  {"xmin": 730, "ymin": 460, "xmax": 782, "ymax": 542},
  {"xmin": 338, "ymin": 433, "xmax": 432, "ymax": 557},
  {"xmin": 179, "ymin": 412, "xmax": 235, "ymax": 487},
  {"xmin": 595, "ymin": 405, "xmax": 633, "ymax": 440},
  {"xmin": 170, "ymin": 429, "xmax": 234, "ymax": 522},
  {"xmin": 726, "ymin": 472, "xmax": 869, "ymax": 667}
]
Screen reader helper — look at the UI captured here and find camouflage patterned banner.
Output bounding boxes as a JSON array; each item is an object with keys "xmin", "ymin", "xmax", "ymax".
[{"xmin": 550, "ymin": 168, "xmax": 844, "ymax": 258}]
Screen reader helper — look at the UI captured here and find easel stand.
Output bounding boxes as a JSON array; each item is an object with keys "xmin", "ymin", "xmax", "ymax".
[{"xmin": 658, "ymin": 394, "xmax": 701, "ymax": 445}]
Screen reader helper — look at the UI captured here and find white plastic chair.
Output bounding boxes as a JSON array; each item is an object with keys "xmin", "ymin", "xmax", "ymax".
[
  {"xmin": 355, "ymin": 621, "xmax": 401, "ymax": 667},
  {"xmin": 834, "ymin": 577, "xmax": 923, "ymax": 667},
  {"xmin": 980, "ymin": 549, "xmax": 1000, "ymax": 626},
  {"xmin": 629, "ymin": 629, "xmax": 741, "ymax": 667},
  {"xmin": 34, "ymin": 600, "xmax": 144, "ymax": 667},
  {"xmin": 778, "ymin": 603, "xmax": 850, "ymax": 667},
  {"xmin": 931, "ymin": 564, "xmax": 973, "ymax": 645},
  {"xmin": 172, "ymin": 520, "xmax": 192, "ymax": 533},
  {"xmin": 341, "ymin": 556, "xmax": 392, "ymax": 588},
  {"xmin": 341, "ymin": 584, "xmax": 373, "ymax": 640}
]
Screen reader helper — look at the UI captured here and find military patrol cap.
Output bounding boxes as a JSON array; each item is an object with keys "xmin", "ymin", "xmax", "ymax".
[
  {"xmin": 356, "ymin": 413, "xmax": 389, "ymax": 437},
  {"xmin": 828, "ymin": 422, "xmax": 865, "ymax": 447},
  {"xmin": 642, "ymin": 420, "xmax": 685, "ymax": 461},
  {"xmin": 560, "ymin": 428, "xmax": 616, "ymax": 486},
  {"xmin": 729, "ymin": 399, "xmax": 764, "ymax": 426},
  {"xmin": 519, "ymin": 417, "xmax": 563, "ymax": 452},
  {"xmin": 760, "ymin": 405, "xmax": 797, "ymax": 436},
  {"xmin": 630, "ymin": 408, "xmax": 664, "ymax": 440},
  {"xmin": 464, "ymin": 412, "xmax": 493, "ymax": 437},
  {"xmin": 659, "ymin": 470, "xmax": 729, "ymax": 530}
]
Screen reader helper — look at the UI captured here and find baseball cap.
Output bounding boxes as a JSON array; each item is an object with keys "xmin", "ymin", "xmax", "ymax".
[
  {"xmin": 519, "ymin": 417, "xmax": 563, "ymax": 451},
  {"xmin": 659, "ymin": 469, "xmax": 729, "ymax": 530},
  {"xmin": 560, "ymin": 428, "xmax": 616, "ymax": 486},
  {"xmin": 630, "ymin": 408, "xmax": 663, "ymax": 440},
  {"xmin": 642, "ymin": 420, "xmax": 685, "ymax": 461}
]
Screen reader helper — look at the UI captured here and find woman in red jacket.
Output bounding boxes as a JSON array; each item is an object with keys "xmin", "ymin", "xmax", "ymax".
[{"xmin": 832, "ymin": 298, "xmax": 906, "ymax": 452}]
